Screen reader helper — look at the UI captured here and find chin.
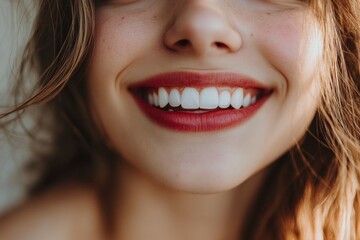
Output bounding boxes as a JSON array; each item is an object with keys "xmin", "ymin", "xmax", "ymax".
[{"xmin": 128, "ymin": 149, "xmax": 265, "ymax": 194}]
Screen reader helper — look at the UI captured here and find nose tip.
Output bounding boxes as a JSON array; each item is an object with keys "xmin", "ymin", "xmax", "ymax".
[{"xmin": 164, "ymin": 3, "xmax": 242, "ymax": 56}]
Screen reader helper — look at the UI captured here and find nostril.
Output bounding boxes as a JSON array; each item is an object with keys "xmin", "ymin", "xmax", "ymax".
[
  {"xmin": 176, "ymin": 39, "xmax": 191, "ymax": 47},
  {"xmin": 174, "ymin": 40, "xmax": 228, "ymax": 51},
  {"xmin": 214, "ymin": 42, "xmax": 227, "ymax": 49}
]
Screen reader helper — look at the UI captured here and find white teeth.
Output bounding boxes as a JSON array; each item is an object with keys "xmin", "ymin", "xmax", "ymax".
[
  {"xmin": 231, "ymin": 88, "xmax": 244, "ymax": 109},
  {"xmin": 181, "ymin": 87, "xmax": 200, "ymax": 109},
  {"xmin": 158, "ymin": 87, "xmax": 168, "ymax": 108},
  {"xmin": 200, "ymin": 87, "xmax": 219, "ymax": 109},
  {"xmin": 243, "ymin": 94, "xmax": 251, "ymax": 107},
  {"xmin": 219, "ymin": 91, "xmax": 231, "ymax": 108},
  {"xmin": 152, "ymin": 92, "xmax": 159, "ymax": 107},
  {"xmin": 251, "ymin": 96, "xmax": 257, "ymax": 105},
  {"xmin": 169, "ymin": 89, "xmax": 181, "ymax": 107},
  {"xmin": 147, "ymin": 87, "xmax": 259, "ymax": 110}
]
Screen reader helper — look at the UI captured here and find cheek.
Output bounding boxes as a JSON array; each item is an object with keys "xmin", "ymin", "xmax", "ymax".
[
  {"xmin": 90, "ymin": 16, "xmax": 136, "ymax": 80},
  {"xmin": 89, "ymin": 9, "xmax": 156, "ymax": 82},
  {"xmin": 253, "ymin": 12, "xmax": 323, "ymax": 96},
  {"xmin": 87, "ymin": 11, "xmax": 152, "ymax": 130},
  {"xmin": 254, "ymin": 13, "xmax": 305, "ymax": 76},
  {"xmin": 251, "ymin": 12, "xmax": 323, "ymax": 148}
]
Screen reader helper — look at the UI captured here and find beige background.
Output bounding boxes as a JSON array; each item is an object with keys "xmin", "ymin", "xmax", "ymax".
[{"xmin": 0, "ymin": 1, "xmax": 34, "ymax": 213}]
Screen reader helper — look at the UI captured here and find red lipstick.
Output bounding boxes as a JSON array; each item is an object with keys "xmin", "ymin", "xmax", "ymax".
[{"xmin": 129, "ymin": 72, "xmax": 272, "ymax": 132}]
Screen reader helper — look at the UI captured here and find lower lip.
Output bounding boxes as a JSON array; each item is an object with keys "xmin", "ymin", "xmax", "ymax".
[{"xmin": 132, "ymin": 95, "xmax": 271, "ymax": 132}]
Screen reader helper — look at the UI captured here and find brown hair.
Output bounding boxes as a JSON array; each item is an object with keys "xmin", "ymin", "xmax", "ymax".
[
  {"xmin": 243, "ymin": 1, "xmax": 360, "ymax": 239},
  {"xmin": 2, "ymin": 0, "xmax": 118, "ymax": 229},
  {"xmin": 2, "ymin": 0, "xmax": 360, "ymax": 238}
]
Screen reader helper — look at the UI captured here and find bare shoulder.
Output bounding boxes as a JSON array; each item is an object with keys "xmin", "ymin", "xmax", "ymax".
[{"xmin": 0, "ymin": 184, "xmax": 104, "ymax": 240}]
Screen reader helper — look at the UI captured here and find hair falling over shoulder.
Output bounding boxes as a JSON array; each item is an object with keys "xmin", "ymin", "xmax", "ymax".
[{"xmin": 1, "ymin": 0, "xmax": 360, "ymax": 239}]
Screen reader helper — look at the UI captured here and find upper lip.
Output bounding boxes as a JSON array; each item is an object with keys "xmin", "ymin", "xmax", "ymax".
[{"xmin": 128, "ymin": 71, "xmax": 272, "ymax": 90}]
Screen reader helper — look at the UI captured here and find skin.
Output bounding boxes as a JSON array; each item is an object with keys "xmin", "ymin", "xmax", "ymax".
[
  {"xmin": 0, "ymin": 185, "xmax": 104, "ymax": 240},
  {"xmin": 85, "ymin": 0, "xmax": 323, "ymax": 239},
  {"xmin": 0, "ymin": 0, "xmax": 324, "ymax": 239},
  {"xmin": 88, "ymin": 0, "xmax": 323, "ymax": 192}
]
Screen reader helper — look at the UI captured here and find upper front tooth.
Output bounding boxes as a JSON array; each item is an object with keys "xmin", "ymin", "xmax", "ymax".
[
  {"xmin": 200, "ymin": 87, "xmax": 219, "ymax": 109},
  {"xmin": 158, "ymin": 87, "xmax": 168, "ymax": 108},
  {"xmin": 231, "ymin": 88, "xmax": 244, "ymax": 109},
  {"xmin": 169, "ymin": 89, "xmax": 181, "ymax": 107},
  {"xmin": 181, "ymin": 87, "xmax": 200, "ymax": 109},
  {"xmin": 219, "ymin": 90, "xmax": 231, "ymax": 108}
]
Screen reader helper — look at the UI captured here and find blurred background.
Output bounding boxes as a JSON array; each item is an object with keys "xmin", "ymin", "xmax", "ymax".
[{"xmin": 0, "ymin": 1, "xmax": 35, "ymax": 214}]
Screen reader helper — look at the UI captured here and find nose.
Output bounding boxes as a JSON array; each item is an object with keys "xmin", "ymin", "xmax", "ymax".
[{"xmin": 164, "ymin": 1, "xmax": 242, "ymax": 57}]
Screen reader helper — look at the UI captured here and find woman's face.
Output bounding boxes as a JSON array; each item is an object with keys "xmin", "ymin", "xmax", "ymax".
[{"xmin": 87, "ymin": 0, "xmax": 323, "ymax": 193}]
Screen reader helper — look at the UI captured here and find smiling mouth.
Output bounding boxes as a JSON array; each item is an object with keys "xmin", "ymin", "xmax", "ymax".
[
  {"xmin": 129, "ymin": 72, "xmax": 273, "ymax": 132},
  {"xmin": 134, "ymin": 86, "xmax": 270, "ymax": 113}
]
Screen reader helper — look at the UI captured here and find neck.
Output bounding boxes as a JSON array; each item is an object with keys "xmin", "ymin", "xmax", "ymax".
[{"xmin": 115, "ymin": 162, "xmax": 269, "ymax": 240}]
